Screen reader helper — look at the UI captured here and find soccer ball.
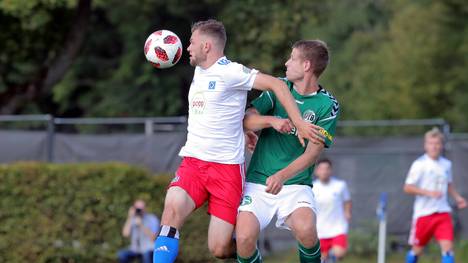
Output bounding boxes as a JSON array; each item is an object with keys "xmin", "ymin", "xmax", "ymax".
[{"xmin": 144, "ymin": 30, "xmax": 183, "ymax": 69}]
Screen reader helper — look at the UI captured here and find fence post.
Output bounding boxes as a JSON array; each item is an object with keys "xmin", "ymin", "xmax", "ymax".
[
  {"xmin": 46, "ymin": 115, "xmax": 55, "ymax": 162},
  {"xmin": 145, "ymin": 119, "xmax": 153, "ymax": 136},
  {"xmin": 377, "ymin": 192, "xmax": 387, "ymax": 263}
]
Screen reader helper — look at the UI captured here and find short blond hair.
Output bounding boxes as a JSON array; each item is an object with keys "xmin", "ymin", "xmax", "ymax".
[
  {"xmin": 424, "ymin": 127, "xmax": 444, "ymax": 142},
  {"xmin": 191, "ymin": 19, "xmax": 226, "ymax": 49}
]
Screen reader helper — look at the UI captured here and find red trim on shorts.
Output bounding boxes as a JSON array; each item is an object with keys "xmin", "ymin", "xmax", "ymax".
[
  {"xmin": 169, "ymin": 157, "xmax": 243, "ymax": 225},
  {"xmin": 411, "ymin": 212, "xmax": 453, "ymax": 246},
  {"xmin": 320, "ymin": 234, "xmax": 348, "ymax": 254}
]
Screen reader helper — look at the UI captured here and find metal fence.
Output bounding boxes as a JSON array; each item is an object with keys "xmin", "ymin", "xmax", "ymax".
[{"xmin": 1, "ymin": 115, "xmax": 467, "ymax": 245}]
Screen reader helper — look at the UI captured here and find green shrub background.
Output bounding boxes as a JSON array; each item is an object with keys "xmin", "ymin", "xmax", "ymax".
[{"xmin": 0, "ymin": 162, "xmax": 224, "ymax": 263}]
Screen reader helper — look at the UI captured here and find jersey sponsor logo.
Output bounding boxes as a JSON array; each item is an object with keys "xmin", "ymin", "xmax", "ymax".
[
  {"xmin": 190, "ymin": 92, "xmax": 206, "ymax": 115},
  {"xmin": 240, "ymin": 195, "xmax": 252, "ymax": 206},
  {"xmin": 208, "ymin": 81, "xmax": 216, "ymax": 90},
  {"xmin": 242, "ymin": 65, "xmax": 252, "ymax": 74},
  {"xmin": 320, "ymin": 128, "xmax": 333, "ymax": 142},
  {"xmin": 217, "ymin": 58, "xmax": 231, "ymax": 65}
]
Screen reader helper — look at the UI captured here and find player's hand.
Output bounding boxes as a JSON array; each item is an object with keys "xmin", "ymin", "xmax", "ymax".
[
  {"xmin": 427, "ymin": 191, "xmax": 443, "ymax": 198},
  {"xmin": 295, "ymin": 120, "xmax": 325, "ymax": 147},
  {"xmin": 271, "ymin": 118, "xmax": 293, "ymax": 134},
  {"xmin": 245, "ymin": 130, "xmax": 258, "ymax": 153},
  {"xmin": 265, "ymin": 174, "xmax": 286, "ymax": 195},
  {"xmin": 455, "ymin": 196, "xmax": 467, "ymax": 209}
]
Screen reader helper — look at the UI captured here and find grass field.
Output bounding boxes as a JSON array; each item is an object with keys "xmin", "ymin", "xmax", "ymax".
[{"xmin": 264, "ymin": 247, "xmax": 467, "ymax": 263}]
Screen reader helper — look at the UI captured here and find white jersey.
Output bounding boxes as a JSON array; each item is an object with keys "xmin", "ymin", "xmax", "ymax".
[
  {"xmin": 313, "ymin": 177, "xmax": 351, "ymax": 239},
  {"xmin": 179, "ymin": 57, "xmax": 258, "ymax": 164},
  {"xmin": 405, "ymin": 154, "xmax": 452, "ymax": 219}
]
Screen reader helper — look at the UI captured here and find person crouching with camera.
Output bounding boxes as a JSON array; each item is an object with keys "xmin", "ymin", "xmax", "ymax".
[{"xmin": 118, "ymin": 200, "xmax": 160, "ymax": 263}]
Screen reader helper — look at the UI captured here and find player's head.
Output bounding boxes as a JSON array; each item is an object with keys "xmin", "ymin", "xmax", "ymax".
[
  {"xmin": 285, "ymin": 40, "xmax": 329, "ymax": 81},
  {"xmin": 424, "ymin": 127, "xmax": 444, "ymax": 159},
  {"xmin": 315, "ymin": 158, "xmax": 333, "ymax": 182},
  {"xmin": 188, "ymin": 19, "xmax": 226, "ymax": 66}
]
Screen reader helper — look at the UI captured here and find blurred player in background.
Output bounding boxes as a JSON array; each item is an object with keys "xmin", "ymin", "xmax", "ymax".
[
  {"xmin": 404, "ymin": 127, "xmax": 467, "ymax": 263},
  {"xmin": 237, "ymin": 39, "xmax": 339, "ymax": 263},
  {"xmin": 152, "ymin": 20, "xmax": 322, "ymax": 263},
  {"xmin": 313, "ymin": 159, "xmax": 351, "ymax": 263}
]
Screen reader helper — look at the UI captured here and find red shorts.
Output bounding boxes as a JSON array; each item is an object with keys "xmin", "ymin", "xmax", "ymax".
[
  {"xmin": 409, "ymin": 212, "xmax": 453, "ymax": 246},
  {"xmin": 169, "ymin": 157, "xmax": 245, "ymax": 225},
  {"xmin": 320, "ymin": 234, "xmax": 348, "ymax": 254}
]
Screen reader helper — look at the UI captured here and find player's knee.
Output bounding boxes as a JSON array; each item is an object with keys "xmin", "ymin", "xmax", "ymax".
[
  {"xmin": 236, "ymin": 230, "xmax": 257, "ymax": 250},
  {"xmin": 209, "ymin": 243, "xmax": 232, "ymax": 259},
  {"xmin": 333, "ymin": 247, "xmax": 347, "ymax": 258},
  {"xmin": 161, "ymin": 199, "xmax": 186, "ymax": 224},
  {"xmin": 295, "ymin": 225, "xmax": 317, "ymax": 247}
]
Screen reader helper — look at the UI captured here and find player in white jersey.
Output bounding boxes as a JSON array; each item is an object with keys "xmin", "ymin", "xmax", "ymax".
[
  {"xmin": 152, "ymin": 19, "xmax": 324, "ymax": 263},
  {"xmin": 404, "ymin": 128, "xmax": 466, "ymax": 263},
  {"xmin": 313, "ymin": 158, "xmax": 351, "ymax": 262}
]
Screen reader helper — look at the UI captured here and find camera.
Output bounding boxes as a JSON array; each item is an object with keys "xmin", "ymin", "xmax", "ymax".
[{"xmin": 135, "ymin": 208, "xmax": 143, "ymax": 216}]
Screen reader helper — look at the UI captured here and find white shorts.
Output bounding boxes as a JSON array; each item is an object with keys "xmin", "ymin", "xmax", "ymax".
[{"xmin": 238, "ymin": 182, "xmax": 317, "ymax": 231}]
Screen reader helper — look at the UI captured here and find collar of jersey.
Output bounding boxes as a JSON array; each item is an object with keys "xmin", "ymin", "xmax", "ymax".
[
  {"xmin": 292, "ymin": 84, "xmax": 323, "ymax": 97},
  {"xmin": 198, "ymin": 56, "xmax": 227, "ymax": 72}
]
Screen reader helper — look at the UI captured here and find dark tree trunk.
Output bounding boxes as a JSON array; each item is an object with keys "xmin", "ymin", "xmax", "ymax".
[{"xmin": 0, "ymin": 0, "xmax": 92, "ymax": 115}]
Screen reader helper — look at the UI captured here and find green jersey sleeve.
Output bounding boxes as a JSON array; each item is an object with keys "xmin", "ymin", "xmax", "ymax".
[
  {"xmin": 317, "ymin": 96, "xmax": 339, "ymax": 148},
  {"xmin": 251, "ymin": 90, "xmax": 276, "ymax": 114}
]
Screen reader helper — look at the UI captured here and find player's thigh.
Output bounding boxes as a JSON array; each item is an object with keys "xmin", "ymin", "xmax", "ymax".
[
  {"xmin": 331, "ymin": 234, "xmax": 348, "ymax": 256},
  {"xmin": 434, "ymin": 213, "xmax": 454, "ymax": 252},
  {"xmin": 207, "ymin": 215, "xmax": 235, "ymax": 251},
  {"xmin": 238, "ymin": 183, "xmax": 277, "ymax": 231},
  {"xmin": 285, "ymin": 207, "xmax": 318, "ymax": 245},
  {"xmin": 206, "ymin": 162, "xmax": 244, "ymax": 225},
  {"xmin": 160, "ymin": 186, "xmax": 196, "ymax": 227}
]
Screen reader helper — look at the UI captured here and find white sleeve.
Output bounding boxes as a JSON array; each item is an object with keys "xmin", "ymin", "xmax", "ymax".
[
  {"xmin": 447, "ymin": 161, "xmax": 453, "ymax": 183},
  {"xmin": 225, "ymin": 63, "xmax": 258, "ymax": 91},
  {"xmin": 342, "ymin": 182, "xmax": 351, "ymax": 202},
  {"xmin": 405, "ymin": 161, "xmax": 421, "ymax": 185}
]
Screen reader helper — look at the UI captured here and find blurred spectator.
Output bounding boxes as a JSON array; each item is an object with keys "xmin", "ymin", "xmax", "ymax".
[{"xmin": 118, "ymin": 200, "xmax": 159, "ymax": 263}]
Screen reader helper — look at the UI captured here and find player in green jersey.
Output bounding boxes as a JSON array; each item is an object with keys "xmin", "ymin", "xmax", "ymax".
[{"xmin": 236, "ymin": 40, "xmax": 339, "ymax": 263}]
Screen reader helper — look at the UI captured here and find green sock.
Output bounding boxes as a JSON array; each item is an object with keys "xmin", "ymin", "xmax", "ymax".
[
  {"xmin": 237, "ymin": 248, "xmax": 262, "ymax": 263},
  {"xmin": 298, "ymin": 241, "xmax": 321, "ymax": 263}
]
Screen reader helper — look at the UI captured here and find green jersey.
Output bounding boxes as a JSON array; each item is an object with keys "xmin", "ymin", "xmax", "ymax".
[{"xmin": 246, "ymin": 79, "xmax": 339, "ymax": 186}]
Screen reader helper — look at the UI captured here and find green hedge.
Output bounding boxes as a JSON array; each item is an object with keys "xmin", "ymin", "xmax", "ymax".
[{"xmin": 0, "ymin": 162, "xmax": 224, "ymax": 263}]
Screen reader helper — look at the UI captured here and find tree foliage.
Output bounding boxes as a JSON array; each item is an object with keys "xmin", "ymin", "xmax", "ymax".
[{"xmin": 1, "ymin": 0, "xmax": 467, "ymax": 130}]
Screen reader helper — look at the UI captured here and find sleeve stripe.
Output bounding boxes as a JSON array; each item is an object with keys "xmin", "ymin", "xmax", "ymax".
[
  {"xmin": 318, "ymin": 115, "xmax": 337, "ymax": 122},
  {"xmin": 266, "ymin": 91, "xmax": 274, "ymax": 108}
]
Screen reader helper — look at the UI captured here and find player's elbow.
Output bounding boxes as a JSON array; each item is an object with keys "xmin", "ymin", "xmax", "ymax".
[{"xmin": 403, "ymin": 184, "xmax": 413, "ymax": 194}]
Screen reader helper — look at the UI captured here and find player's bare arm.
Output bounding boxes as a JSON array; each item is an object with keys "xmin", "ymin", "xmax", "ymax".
[
  {"xmin": 265, "ymin": 141, "xmax": 324, "ymax": 195},
  {"xmin": 403, "ymin": 184, "xmax": 442, "ymax": 198},
  {"xmin": 252, "ymin": 73, "xmax": 318, "ymax": 146},
  {"xmin": 243, "ymin": 108, "xmax": 325, "ymax": 144},
  {"xmin": 447, "ymin": 183, "xmax": 467, "ymax": 209},
  {"xmin": 344, "ymin": 200, "xmax": 352, "ymax": 221},
  {"xmin": 243, "ymin": 107, "xmax": 292, "ymax": 133}
]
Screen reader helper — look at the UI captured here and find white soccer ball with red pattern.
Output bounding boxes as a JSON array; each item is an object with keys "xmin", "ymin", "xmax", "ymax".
[{"xmin": 144, "ymin": 30, "xmax": 182, "ymax": 69}]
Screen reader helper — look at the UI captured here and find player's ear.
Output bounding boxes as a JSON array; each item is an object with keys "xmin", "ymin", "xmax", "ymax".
[
  {"xmin": 303, "ymin": 60, "xmax": 312, "ymax": 72},
  {"xmin": 203, "ymin": 41, "xmax": 211, "ymax": 53}
]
